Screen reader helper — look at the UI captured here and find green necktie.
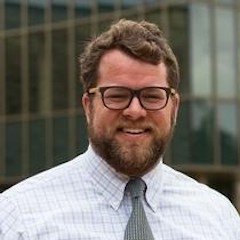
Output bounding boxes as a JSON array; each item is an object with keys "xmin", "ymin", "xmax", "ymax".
[{"xmin": 124, "ymin": 178, "xmax": 155, "ymax": 240}]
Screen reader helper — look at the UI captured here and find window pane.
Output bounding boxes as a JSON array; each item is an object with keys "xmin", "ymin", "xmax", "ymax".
[
  {"xmin": 98, "ymin": 20, "xmax": 113, "ymax": 34},
  {"xmin": 6, "ymin": 36, "xmax": 21, "ymax": 114},
  {"xmin": 145, "ymin": 0, "xmax": 159, "ymax": 7},
  {"xmin": 172, "ymin": 101, "xmax": 191, "ymax": 164},
  {"xmin": 209, "ymin": 176, "xmax": 234, "ymax": 201},
  {"xmin": 52, "ymin": 0, "xmax": 67, "ymax": 22},
  {"xmin": 76, "ymin": 23, "xmax": 90, "ymax": 105},
  {"xmin": 29, "ymin": 32, "xmax": 45, "ymax": 113},
  {"xmin": 28, "ymin": 0, "xmax": 45, "ymax": 26},
  {"xmin": 217, "ymin": 0, "xmax": 234, "ymax": 3},
  {"xmin": 190, "ymin": 101, "xmax": 214, "ymax": 164},
  {"xmin": 190, "ymin": 4, "xmax": 211, "ymax": 97},
  {"xmin": 75, "ymin": 0, "xmax": 91, "ymax": 18},
  {"xmin": 169, "ymin": 5, "xmax": 190, "ymax": 94},
  {"xmin": 29, "ymin": 119, "xmax": 46, "ymax": 174},
  {"xmin": 98, "ymin": 0, "xmax": 115, "ymax": 13},
  {"xmin": 76, "ymin": 114, "xmax": 88, "ymax": 155},
  {"xmin": 5, "ymin": 1, "xmax": 20, "ymax": 29},
  {"xmin": 122, "ymin": 0, "xmax": 142, "ymax": 9},
  {"xmin": 6, "ymin": 122, "xmax": 22, "ymax": 176},
  {"xmin": 216, "ymin": 8, "xmax": 235, "ymax": 98},
  {"xmin": 218, "ymin": 103, "xmax": 238, "ymax": 165},
  {"xmin": 53, "ymin": 117, "xmax": 69, "ymax": 164},
  {"xmin": 239, "ymin": 12, "xmax": 240, "ymax": 98},
  {"xmin": 145, "ymin": 8, "xmax": 162, "ymax": 25},
  {"xmin": 52, "ymin": 29, "xmax": 68, "ymax": 110}
]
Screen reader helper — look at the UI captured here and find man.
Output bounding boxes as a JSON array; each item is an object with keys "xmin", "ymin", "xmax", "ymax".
[{"xmin": 0, "ymin": 19, "xmax": 239, "ymax": 239}]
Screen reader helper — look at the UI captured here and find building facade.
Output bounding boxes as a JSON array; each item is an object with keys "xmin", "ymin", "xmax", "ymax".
[{"xmin": 0, "ymin": 0, "xmax": 240, "ymax": 211}]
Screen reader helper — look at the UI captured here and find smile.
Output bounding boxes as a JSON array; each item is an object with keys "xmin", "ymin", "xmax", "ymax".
[
  {"xmin": 118, "ymin": 127, "xmax": 151, "ymax": 135},
  {"xmin": 122, "ymin": 128, "xmax": 146, "ymax": 134}
]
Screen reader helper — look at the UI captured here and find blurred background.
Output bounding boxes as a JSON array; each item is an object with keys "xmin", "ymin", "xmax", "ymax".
[{"xmin": 0, "ymin": 0, "xmax": 239, "ymax": 212}]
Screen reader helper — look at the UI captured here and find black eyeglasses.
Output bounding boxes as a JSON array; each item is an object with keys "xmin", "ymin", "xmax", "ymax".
[{"xmin": 87, "ymin": 86, "xmax": 176, "ymax": 111}]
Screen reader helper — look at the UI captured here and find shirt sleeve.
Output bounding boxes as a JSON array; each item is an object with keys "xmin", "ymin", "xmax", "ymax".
[{"xmin": 0, "ymin": 194, "xmax": 23, "ymax": 240}]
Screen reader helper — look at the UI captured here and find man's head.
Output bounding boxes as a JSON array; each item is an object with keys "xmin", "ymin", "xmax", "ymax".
[{"xmin": 80, "ymin": 19, "xmax": 180, "ymax": 178}]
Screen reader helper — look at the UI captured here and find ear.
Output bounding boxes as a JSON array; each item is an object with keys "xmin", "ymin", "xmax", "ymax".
[
  {"xmin": 172, "ymin": 93, "xmax": 180, "ymax": 124},
  {"xmin": 82, "ymin": 93, "xmax": 91, "ymax": 124}
]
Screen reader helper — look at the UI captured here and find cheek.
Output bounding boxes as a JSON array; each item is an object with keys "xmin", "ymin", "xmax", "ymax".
[
  {"xmin": 90, "ymin": 106, "xmax": 117, "ymax": 133},
  {"xmin": 152, "ymin": 111, "xmax": 173, "ymax": 133}
]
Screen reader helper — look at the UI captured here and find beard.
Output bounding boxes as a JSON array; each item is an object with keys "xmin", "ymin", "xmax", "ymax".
[{"xmin": 88, "ymin": 113, "xmax": 175, "ymax": 177}]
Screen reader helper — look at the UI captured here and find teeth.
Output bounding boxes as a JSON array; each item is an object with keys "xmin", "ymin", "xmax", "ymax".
[{"xmin": 123, "ymin": 128, "xmax": 145, "ymax": 134}]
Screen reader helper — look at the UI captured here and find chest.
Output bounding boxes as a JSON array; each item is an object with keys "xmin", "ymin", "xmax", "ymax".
[{"xmin": 21, "ymin": 199, "xmax": 228, "ymax": 240}]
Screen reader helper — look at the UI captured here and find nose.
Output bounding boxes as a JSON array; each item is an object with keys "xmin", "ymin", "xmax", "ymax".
[{"xmin": 122, "ymin": 96, "xmax": 147, "ymax": 120}]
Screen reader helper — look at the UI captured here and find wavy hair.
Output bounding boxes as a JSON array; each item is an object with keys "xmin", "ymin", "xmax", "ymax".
[{"xmin": 79, "ymin": 19, "xmax": 180, "ymax": 91}]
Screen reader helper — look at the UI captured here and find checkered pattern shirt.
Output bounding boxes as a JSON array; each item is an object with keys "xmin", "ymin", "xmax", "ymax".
[{"xmin": 0, "ymin": 145, "xmax": 240, "ymax": 239}]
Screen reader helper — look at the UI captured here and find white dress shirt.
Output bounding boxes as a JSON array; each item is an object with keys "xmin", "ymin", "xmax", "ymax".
[{"xmin": 0, "ymin": 145, "xmax": 240, "ymax": 240}]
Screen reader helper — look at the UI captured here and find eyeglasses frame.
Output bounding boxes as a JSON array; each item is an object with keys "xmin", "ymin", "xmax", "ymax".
[{"xmin": 87, "ymin": 86, "xmax": 177, "ymax": 111}]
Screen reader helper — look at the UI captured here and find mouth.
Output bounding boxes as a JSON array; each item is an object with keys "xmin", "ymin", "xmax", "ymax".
[
  {"xmin": 121, "ymin": 128, "xmax": 149, "ymax": 134},
  {"xmin": 115, "ymin": 125, "xmax": 153, "ymax": 144},
  {"xmin": 117, "ymin": 126, "xmax": 152, "ymax": 136}
]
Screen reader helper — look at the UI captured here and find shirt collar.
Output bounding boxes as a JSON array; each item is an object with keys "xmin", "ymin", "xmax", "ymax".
[
  {"xmin": 85, "ymin": 145, "xmax": 164, "ymax": 212},
  {"xmin": 142, "ymin": 161, "xmax": 164, "ymax": 212},
  {"xmin": 85, "ymin": 145, "xmax": 128, "ymax": 210}
]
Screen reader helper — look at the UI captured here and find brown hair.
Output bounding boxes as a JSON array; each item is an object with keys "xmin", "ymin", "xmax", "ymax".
[{"xmin": 79, "ymin": 19, "xmax": 180, "ymax": 91}]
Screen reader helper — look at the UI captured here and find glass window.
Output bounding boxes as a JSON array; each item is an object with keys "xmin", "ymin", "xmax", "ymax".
[
  {"xmin": 209, "ymin": 176, "xmax": 234, "ymax": 201},
  {"xmin": 98, "ymin": 0, "xmax": 115, "ymax": 13},
  {"xmin": 6, "ymin": 36, "xmax": 22, "ymax": 114},
  {"xmin": 4, "ymin": 1, "xmax": 20, "ymax": 29},
  {"xmin": 172, "ymin": 101, "xmax": 191, "ymax": 164},
  {"xmin": 53, "ymin": 117, "xmax": 69, "ymax": 164},
  {"xmin": 52, "ymin": 29, "xmax": 68, "ymax": 110},
  {"xmin": 190, "ymin": 4, "xmax": 211, "ymax": 97},
  {"xmin": 145, "ymin": 0, "xmax": 159, "ymax": 7},
  {"xmin": 0, "ymin": 123, "xmax": 5, "ymax": 179},
  {"xmin": 145, "ymin": 8, "xmax": 162, "ymax": 25},
  {"xmin": 190, "ymin": 101, "xmax": 214, "ymax": 164},
  {"xmin": 75, "ymin": 0, "xmax": 91, "ymax": 18},
  {"xmin": 28, "ymin": 0, "xmax": 45, "ymax": 26},
  {"xmin": 6, "ymin": 122, "xmax": 22, "ymax": 176},
  {"xmin": 29, "ymin": 32, "xmax": 45, "ymax": 113},
  {"xmin": 0, "ymin": 38, "xmax": 5, "ymax": 116},
  {"xmin": 218, "ymin": 103, "xmax": 238, "ymax": 165},
  {"xmin": 121, "ymin": 12, "xmax": 139, "ymax": 21},
  {"xmin": 52, "ymin": 0, "xmax": 67, "ymax": 22},
  {"xmin": 168, "ymin": 5, "xmax": 190, "ymax": 94},
  {"xmin": 216, "ymin": 8, "xmax": 235, "ymax": 98},
  {"xmin": 239, "ymin": 12, "xmax": 240, "ymax": 98},
  {"xmin": 98, "ymin": 19, "xmax": 113, "ymax": 34},
  {"xmin": 217, "ymin": 0, "xmax": 234, "ymax": 3},
  {"xmin": 122, "ymin": 0, "xmax": 143, "ymax": 9},
  {"xmin": 76, "ymin": 114, "xmax": 88, "ymax": 155},
  {"xmin": 29, "ymin": 119, "xmax": 46, "ymax": 174},
  {"xmin": 76, "ymin": 23, "xmax": 91, "ymax": 103}
]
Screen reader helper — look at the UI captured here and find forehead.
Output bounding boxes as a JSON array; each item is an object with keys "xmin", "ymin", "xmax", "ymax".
[{"xmin": 98, "ymin": 49, "xmax": 168, "ymax": 87}]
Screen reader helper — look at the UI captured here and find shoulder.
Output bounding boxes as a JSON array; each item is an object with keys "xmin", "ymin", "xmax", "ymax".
[
  {"xmin": 0, "ymin": 152, "xmax": 91, "ymax": 212},
  {"xmin": 0, "ymin": 148, "xmax": 108, "ymax": 238},
  {"xmin": 0, "ymin": 153, "xmax": 91, "ymax": 237},
  {"xmin": 162, "ymin": 164, "xmax": 240, "ymax": 236},
  {"xmin": 162, "ymin": 163, "xmax": 231, "ymax": 205}
]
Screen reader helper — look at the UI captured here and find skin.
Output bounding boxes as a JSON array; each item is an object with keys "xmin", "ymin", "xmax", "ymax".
[{"xmin": 82, "ymin": 49, "xmax": 180, "ymax": 178}]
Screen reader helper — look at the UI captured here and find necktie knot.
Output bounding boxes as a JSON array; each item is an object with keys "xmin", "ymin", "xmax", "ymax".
[{"xmin": 125, "ymin": 178, "xmax": 146, "ymax": 199}]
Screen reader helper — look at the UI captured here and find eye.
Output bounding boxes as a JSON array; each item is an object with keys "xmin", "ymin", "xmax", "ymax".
[
  {"xmin": 104, "ymin": 88, "xmax": 130, "ymax": 102},
  {"xmin": 141, "ymin": 89, "xmax": 165, "ymax": 102}
]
